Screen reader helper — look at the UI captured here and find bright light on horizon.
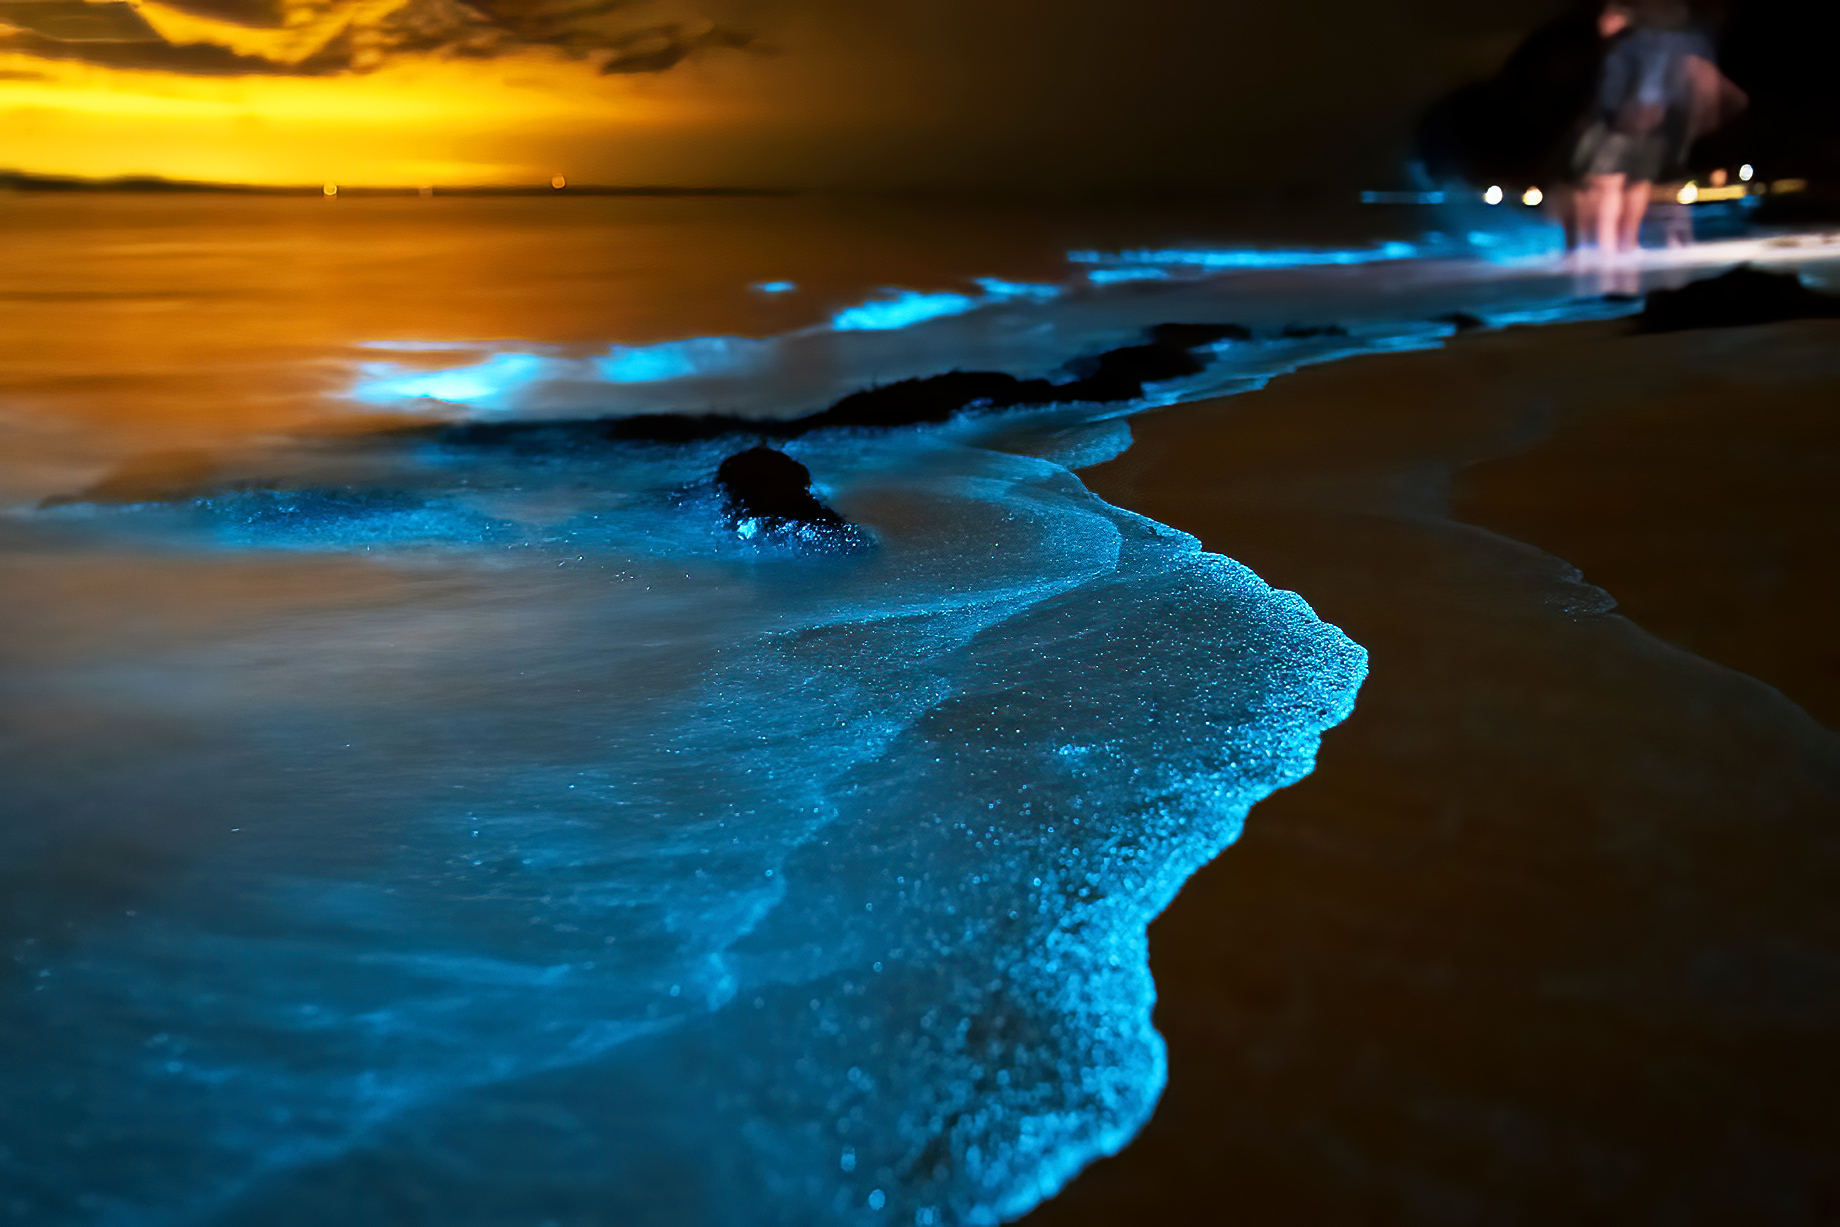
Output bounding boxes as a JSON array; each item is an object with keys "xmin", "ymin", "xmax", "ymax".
[
  {"xmin": 1521, "ymin": 186, "xmax": 1543, "ymax": 206},
  {"xmin": 1483, "ymin": 185, "xmax": 1504, "ymax": 205},
  {"xmin": 0, "ymin": 52, "xmax": 685, "ymax": 188}
]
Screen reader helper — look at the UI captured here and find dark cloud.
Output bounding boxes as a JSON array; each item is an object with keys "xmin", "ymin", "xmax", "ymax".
[
  {"xmin": 598, "ymin": 21, "xmax": 752, "ymax": 73},
  {"xmin": 158, "ymin": 0, "xmax": 286, "ymax": 28},
  {"xmin": 0, "ymin": 1, "xmax": 160, "ymax": 41},
  {"xmin": 0, "ymin": 0, "xmax": 760, "ymax": 76},
  {"xmin": 0, "ymin": 30, "xmax": 301, "ymax": 73}
]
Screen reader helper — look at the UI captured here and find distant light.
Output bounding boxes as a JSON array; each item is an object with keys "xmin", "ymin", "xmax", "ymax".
[
  {"xmin": 1521, "ymin": 186, "xmax": 1544, "ymax": 207},
  {"xmin": 1739, "ymin": 163, "xmax": 1755, "ymax": 182},
  {"xmin": 550, "ymin": 174, "xmax": 566, "ymax": 189},
  {"xmin": 1483, "ymin": 185, "xmax": 1504, "ymax": 205},
  {"xmin": 1678, "ymin": 182, "xmax": 1699, "ymax": 204},
  {"xmin": 322, "ymin": 182, "xmax": 337, "ymax": 197},
  {"xmin": 752, "ymin": 280, "xmax": 797, "ymax": 294}
]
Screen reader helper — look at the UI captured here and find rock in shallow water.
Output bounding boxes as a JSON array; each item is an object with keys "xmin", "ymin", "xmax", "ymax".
[{"xmin": 716, "ymin": 445, "xmax": 849, "ymax": 539}]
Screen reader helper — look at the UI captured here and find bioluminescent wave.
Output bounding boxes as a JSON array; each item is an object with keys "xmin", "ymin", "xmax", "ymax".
[
  {"xmin": 1069, "ymin": 240, "xmax": 1421, "ymax": 279},
  {"xmin": 340, "ymin": 246, "xmax": 1655, "ymax": 424},
  {"xmin": 11, "ymin": 226, "xmax": 1740, "ymax": 1227},
  {"xmin": 11, "ymin": 418, "xmax": 1364, "ymax": 1227},
  {"xmin": 830, "ymin": 280, "xmax": 1063, "ymax": 332}
]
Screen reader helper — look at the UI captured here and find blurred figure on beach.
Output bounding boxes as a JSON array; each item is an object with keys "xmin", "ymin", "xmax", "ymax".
[
  {"xmin": 1417, "ymin": 0, "xmax": 1746, "ymax": 259},
  {"xmin": 1416, "ymin": 2, "xmax": 1612, "ymax": 242},
  {"xmin": 1571, "ymin": 0, "xmax": 1744, "ymax": 259}
]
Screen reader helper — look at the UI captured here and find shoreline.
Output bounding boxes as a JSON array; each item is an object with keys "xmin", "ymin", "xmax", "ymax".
[{"xmin": 1022, "ymin": 314, "xmax": 1840, "ymax": 1222}]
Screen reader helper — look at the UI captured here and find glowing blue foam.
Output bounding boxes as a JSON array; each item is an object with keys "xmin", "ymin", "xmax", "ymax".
[
  {"xmin": 1459, "ymin": 224, "xmax": 1567, "ymax": 263},
  {"xmin": 1069, "ymin": 241, "xmax": 1418, "ymax": 272},
  {"xmin": 831, "ymin": 289, "xmax": 980, "ymax": 331},
  {"xmin": 350, "ymin": 351, "xmax": 552, "ymax": 408},
  {"xmin": 597, "ymin": 337, "xmax": 762, "ymax": 383},
  {"xmin": 973, "ymin": 277, "xmax": 1064, "ymax": 302},
  {"xmin": 16, "ymin": 435, "xmax": 1367, "ymax": 1227},
  {"xmin": 1085, "ymin": 268, "xmax": 1173, "ymax": 285},
  {"xmin": 752, "ymin": 280, "xmax": 797, "ymax": 294}
]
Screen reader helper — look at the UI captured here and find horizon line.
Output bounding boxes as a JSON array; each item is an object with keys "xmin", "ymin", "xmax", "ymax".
[{"xmin": 0, "ymin": 171, "xmax": 797, "ymax": 197}]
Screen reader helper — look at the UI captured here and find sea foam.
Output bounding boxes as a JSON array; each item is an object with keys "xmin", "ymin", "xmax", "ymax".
[{"xmin": 6, "ymin": 421, "xmax": 1363, "ymax": 1226}]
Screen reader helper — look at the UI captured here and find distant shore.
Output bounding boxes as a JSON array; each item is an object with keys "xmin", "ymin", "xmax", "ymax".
[
  {"xmin": 0, "ymin": 171, "xmax": 793, "ymax": 197},
  {"xmin": 1024, "ymin": 313, "xmax": 1840, "ymax": 1223}
]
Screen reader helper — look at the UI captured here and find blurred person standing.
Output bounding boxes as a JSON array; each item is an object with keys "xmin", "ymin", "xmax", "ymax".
[{"xmin": 1572, "ymin": 0, "xmax": 1719, "ymax": 256}]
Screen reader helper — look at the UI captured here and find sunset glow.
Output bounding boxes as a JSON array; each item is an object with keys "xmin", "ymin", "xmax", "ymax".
[{"xmin": 0, "ymin": 51, "xmax": 698, "ymax": 185}]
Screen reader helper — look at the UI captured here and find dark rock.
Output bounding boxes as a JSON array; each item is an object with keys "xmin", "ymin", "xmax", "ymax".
[
  {"xmin": 1434, "ymin": 311, "xmax": 1486, "ymax": 332},
  {"xmin": 429, "ymin": 317, "xmax": 1254, "ymax": 452},
  {"xmin": 1147, "ymin": 322, "xmax": 1254, "ymax": 347},
  {"xmin": 715, "ymin": 446, "xmax": 844, "ymax": 530},
  {"xmin": 1056, "ymin": 341, "xmax": 1210, "ymax": 404},
  {"xmin": 1637, "ymin": 265, "xmax": 1840, "ymax": 333},
  {"xmin": 1279, "ymin": 323, "xmax": 1351, "ymax": 339},
  {"xmin": 802, "ymin": 371, "xmax": 1057, "ymax": 431}
]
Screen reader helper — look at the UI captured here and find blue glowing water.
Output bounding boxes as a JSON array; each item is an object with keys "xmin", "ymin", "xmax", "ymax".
[
  {"xmin": 2, "ymin": 201, "xmax": 1695, "ymax": 1226},
  {"xmin": 11, "ymin": 422, "xmax": 1365, "ymax": 1226}
]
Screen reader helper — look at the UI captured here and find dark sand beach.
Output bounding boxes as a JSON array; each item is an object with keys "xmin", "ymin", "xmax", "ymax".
[{"xmin": 1026, "ymin": 315, "xmax": 1840, "ymax": 1223}]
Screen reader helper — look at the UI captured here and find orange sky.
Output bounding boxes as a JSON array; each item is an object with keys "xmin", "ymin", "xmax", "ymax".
[
  {"xmin": 0, "ymin": 52, "xmax": 711, "ymax": 185},
  {"xmin": 0, "ymin": 0, "xmax": 1566, "ymax": 190}
]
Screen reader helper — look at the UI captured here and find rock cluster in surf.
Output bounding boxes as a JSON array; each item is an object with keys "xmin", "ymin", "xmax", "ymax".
[{"xmin": 432, "ymin": 321, "xmax": 1259, "ymax": 450}]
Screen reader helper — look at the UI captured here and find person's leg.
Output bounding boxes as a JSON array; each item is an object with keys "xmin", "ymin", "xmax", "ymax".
[
  {"xmin": 1575, "ymin": 178, "xmax": 1599, "ymax": 254},
  {"xmin": 1554, "ymin": 185, "xmax": 1579, "ymax": 251},
  {"xmin": 1589, "ymin": 174, "xmax": 1626, "ymax": 255},
  {"xmin": 1619, "ymin": 180, "xmax": 1651, "ymax": 252}
]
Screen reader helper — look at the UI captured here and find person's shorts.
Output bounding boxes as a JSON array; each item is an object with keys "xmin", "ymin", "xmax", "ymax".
[{"xmin": 1573, "ymin": 123, "xmax": 1670, "ymax": 182}]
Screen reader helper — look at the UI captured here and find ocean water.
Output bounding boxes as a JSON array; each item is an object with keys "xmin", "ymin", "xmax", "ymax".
[{"xmin": 0, "ymin": 192, "xmax": 1760, "ymax": 1225}]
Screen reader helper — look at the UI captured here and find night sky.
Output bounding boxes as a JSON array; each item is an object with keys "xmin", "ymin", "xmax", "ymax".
[{"xmin": 0, "ymin": 0, "xmax": 1571, "ymax": 188}]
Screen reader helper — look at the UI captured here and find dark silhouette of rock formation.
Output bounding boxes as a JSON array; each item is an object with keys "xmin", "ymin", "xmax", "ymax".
[
  {"xmin": 432, "ymin": 319, "xmax": 1255, "ymax": 450},
  {"xmin": 1637, "ymin": 265, "xmax": 1840, "ymax": 332},
  {"xmin": 1146, "ymin": 322, "xmax": 1254, "ymax": 347},
  {"xmin": 1434, "ymin": 311, "xmax": 1487, "ymax": 332},
  {"xmin": 714, "ymin": 446, "xmax": 845, "ymax": 532}
]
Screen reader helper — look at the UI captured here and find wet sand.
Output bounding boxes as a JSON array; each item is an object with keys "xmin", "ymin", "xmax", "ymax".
[{"xmin": 1025, "ymin": 317, "xmax": 1840, "ymax": 1223}]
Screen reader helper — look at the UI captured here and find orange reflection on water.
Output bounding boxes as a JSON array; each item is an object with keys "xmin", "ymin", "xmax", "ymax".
[{"xmin": 0, "ymin": 193, "xmax": 1101, "ymax": 503}]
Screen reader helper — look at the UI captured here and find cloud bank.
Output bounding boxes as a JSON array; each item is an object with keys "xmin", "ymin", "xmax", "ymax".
[
  {"xmin": 0, "ymin": 0, "xmax": 1577, "ymax": 191},
  {"xmin": 0, "ymin": 0, "xmax": 758, "ymax": 76}
]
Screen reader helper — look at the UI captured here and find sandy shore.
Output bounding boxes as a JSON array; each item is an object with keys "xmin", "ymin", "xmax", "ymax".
[{"xmin": 1023, "ymin": 316, "xmax": 1840, "ymax": 1223}]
